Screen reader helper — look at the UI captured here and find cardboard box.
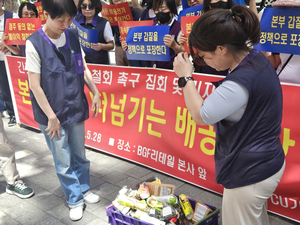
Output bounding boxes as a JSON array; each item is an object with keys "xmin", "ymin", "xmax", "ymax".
[
  {"xmin": 146, "ymin": 182, "xmax": 175, "ymax": 196},
  {"xmin": 192, "ymin": 201, "xmax": 213, "ymax": 223}
]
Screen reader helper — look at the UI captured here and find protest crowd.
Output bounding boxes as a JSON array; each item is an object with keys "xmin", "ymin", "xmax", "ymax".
[{"xmin": 0, "ymin": 0, "xmax": 299, "ymax": 224}]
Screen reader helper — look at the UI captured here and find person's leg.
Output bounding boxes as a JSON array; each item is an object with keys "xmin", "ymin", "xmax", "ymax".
[
  {"xmin": 67, "ymin": 122, "xmax": 90, "ymax": 194},
  {"xmin": 38, "ymin": 123, "xmax": 84, "ymax": 208},
  {"xmin": 0, "ymin": 131, "xmax": 34, "ymax": 198},
  {"xmin": 0, "ymin": 142, "xmax": 19, "ymax": 185},
  {"xmin": 68, "ymin": 122, "xmax": 100, "ymax": 204},
  {"xmin": 0, "ymin": 89, "xmax": 7, "ymax": 113},
  {"xmin": 0, "ymin": 61, "xmax": 15, "ymax": 120},
  {"xmin": 222, "ymin": 162, "xmax": 285, "ymax": 225}
]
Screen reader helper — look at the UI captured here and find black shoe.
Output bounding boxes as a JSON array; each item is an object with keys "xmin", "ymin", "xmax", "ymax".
[{"xmin": 8, "ymin": 116, "xmax": 16, "ymax": 127}]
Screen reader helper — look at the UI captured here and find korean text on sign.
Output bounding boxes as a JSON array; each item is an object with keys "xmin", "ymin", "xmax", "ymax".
[
  {"xmin": 118, "ymin": 20, "xmax": 154, "ymax": 39},
  {"xmin": 255, "ymin": 7, "xmax": 300, "ymax": 55},
  {"xmin": 102, "ymin": 2, "xmax": 133, "ymax": 26},
  {"xmin": 70, "ymin": 19, "xmax": 98, "ymax": 53},
  {"xmin": 34, "ymin": 2, "xmax": 46, "ymax": 24},
  {"xmin": 178, "ymin": 4, "xmax": 203, "ymax": 22},
  {"xmin": 126, "ymin": 25, "xmax": 170, "ymax": 62},
  {"xmin": 4, "ymin": 18, "xmax": 42, "ymax": 45},
  {"xmin": 181, "ymin": 16, "xmax": 201, "ymax": 54}
]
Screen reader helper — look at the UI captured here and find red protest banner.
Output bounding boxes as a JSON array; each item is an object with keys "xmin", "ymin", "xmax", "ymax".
[
  {"xmin": 4, "ymin": 18, "xmax": 42, "ymax": 45},
  {"xmin": 118, "ymin": 20, "xmax": 154, "ymax": 39},
  {"xmin": 181, "ymin": 16, "xmax": 200, "ymax": 54},
  {"xmin": 34, "ymin": 2, "xmax": 46, "ymax": 25},
  {"xmin": 5, "ymin": 55, "xmax": 300, "ymax": 224},
  {"xmin": 102, "ymin": 2, "xmax": 133, "ymax": 26}
]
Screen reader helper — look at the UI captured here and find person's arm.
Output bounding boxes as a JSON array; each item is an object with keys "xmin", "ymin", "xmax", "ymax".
[
  {"xmin": 249, "ymin": 0, "xmax": 258, "ymax": 18},
  {"xmin": 1, "ymin": 33, "xmax": 21, "ymax": 55},
  {"xmin": 164, "ymin": 34, "xmax": 183, "ymax": 54},
  {"xmin": 131, "ymin": 0, "xmax": 144, "ymax": 14},
  {"xmin": 173, "ymin": 52, "xmax": 206, "ymax": 125},
  {"xmin": 82, "ymin": 58, "xmax": 99, "ymax": 118},
  {"xmin": 91, "ymin": 21, "xmax": 114, "ymax": 51},
  {"xmin": 28, "ymin": 71, "xmax": 61, "ymax": 139},
  {"xmin": 91, "ymin": 40, "xmax": 114, "ymax": 51}
]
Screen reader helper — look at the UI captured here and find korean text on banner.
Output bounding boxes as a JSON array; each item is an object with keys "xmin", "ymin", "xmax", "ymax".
[
  {"xmin": 255, "ymin": 7, "xmax": 300, "ymax": 54},
  {"xmin": 126, "ymin": 25, "xmax": 170, "ymax": 61},
  {"xmin": 70, "ymin": 19, "xmax": 98, "ymax": 53},
  {"xmin": 102, "ymin": 2, "xmax": 133, "ymax": 26},
  {"xmin": 5, "ymin": 55, "xmax": 300, "ymax": 223},
  {"xmin": 4, "ymin": 18, "xmax": 42, "ymax": 45},
  {"xmin": 34, "ymin": 2, "xmax": 46, "ymax": 25},
  {"xmin": 181, "ymin": 16, "xmax": 200, "ymax": 54},
  {"xmin": 118, "ymin": 20, "xmax": 154, "ymax": 39},
  {"xmin": 178, "ymin": 4, "xmax": 203, "ymax": 22}
]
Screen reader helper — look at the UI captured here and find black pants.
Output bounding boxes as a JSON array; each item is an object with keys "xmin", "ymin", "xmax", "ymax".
[{"xmin": 0, "ymin": 61, "xmax": 15, "ymax": 117}]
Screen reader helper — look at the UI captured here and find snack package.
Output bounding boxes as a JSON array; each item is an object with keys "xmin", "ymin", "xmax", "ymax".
[{"xmin": 138, "ymin": 181, "xmax": 150, "ymax": 199}]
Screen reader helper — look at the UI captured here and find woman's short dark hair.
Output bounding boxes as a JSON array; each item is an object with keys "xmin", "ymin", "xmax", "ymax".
[
  {"xmin": 203, "ymin": 0, "xmax": 234, "ymax": 13},
  {"xmin": 42, "ymin": 0, "xmax": 77, "ymax": 19},
  {"xmin": 189, "ymin": 5, "xmax": 260, "ymax": 64},
  {"xmin": 18, "ymin": 3, "xmax": 39, "ymax": 18},
  {"xmin": 78, "ymin": 0, "xmax": 102, "ymax": 15},
  {"xmin": 153, "ymin": 0, "xmax": 178, "ymax": 15}
]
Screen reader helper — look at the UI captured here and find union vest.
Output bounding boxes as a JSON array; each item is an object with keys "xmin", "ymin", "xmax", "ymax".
[
  {"xmin": 28, "ymin": 28, "xmax": 89, "ymax": 126},
  {"xmin": 75, "ymin": 14, "xmax": 109, "ymax": 64},
  {"xmin": 214, "ymin": 49, "xmax": 285, "ymax": 189}
]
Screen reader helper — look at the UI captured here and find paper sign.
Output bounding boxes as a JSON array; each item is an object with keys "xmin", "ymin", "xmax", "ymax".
[
  {"xmin": 102, "ymin": 2, "xmax": 133, "ymax": 26},
  {"xmin": 181, "ymin": 16, "xmax": 200, "ymax": 54},
  {"xmin": 255, "ymin": 7, "xmax": 300, "ymax": 55},
  {"xmin": 34, "ymin": 2, "xmax": 46, "ymax": 25},
  {"xmin": 118, "ymin": 20, "xmax": 154, "ymax": 39},
  {"xmin": 178, "ymin": 4, "xmax": 203, "ymax": 22},
  {"xmin": 126, "ymin": 25, "xmax": 170, "ymax": 61},
  {"xmin": 70, "ymin": 19, "xmax": 98, "ymax": 53},
  {"xmin": 4, "ymin": 18, "xmax": 42, "ymax": 45}
]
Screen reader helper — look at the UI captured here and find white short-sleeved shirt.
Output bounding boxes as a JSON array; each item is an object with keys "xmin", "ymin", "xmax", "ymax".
[
  {"xmin": 25, "ymin": 26, "xmax": 85, "ymax": 74},
  {"xmin": 0, "ymin": 12, "xmax": 19, "ymax": 61}
]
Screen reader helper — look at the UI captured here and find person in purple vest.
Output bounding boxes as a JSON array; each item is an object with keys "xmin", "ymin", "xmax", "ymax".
[
  {"xmin": 75, "ymin": 0, "xmax": 114, "ymax": 64},
  {"xmin": 174, "ymin": 6, "xmax": 285, "ymax": 225},
  {"xmin": 25, "ymin": 0, "xmax": 100, "ymax": 221},
  {"xmin": 140, "ymin": 0, "xmax": 156, "ymax": 21},
  {"xmin": 0, "ymin": 0, "xmax": 18, "ymax": 127},
  {"xmin": 1, "ymin": 2, "xmax": 38, "ymax": 57}
]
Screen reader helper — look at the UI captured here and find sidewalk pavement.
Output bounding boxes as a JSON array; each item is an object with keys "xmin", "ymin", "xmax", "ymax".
[{"xmin": 0, "ymin": 117, "xmax": 298, "ymax": 225}]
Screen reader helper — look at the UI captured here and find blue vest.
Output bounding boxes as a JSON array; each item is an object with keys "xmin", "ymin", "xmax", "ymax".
[
  {"xmin": 4, "ymin": 10, "xmax": 13, "ymax": 27},
  {"xmin": 75, "ymin": 14, "xmax": 109, "ymax": 64},
  {"xmin": 28, "ymin": 28, "xmax": 89, "ymax": 126},
  {"xmin": 214, "ymin": 49, "xmax": 285, "ymax": 189}
]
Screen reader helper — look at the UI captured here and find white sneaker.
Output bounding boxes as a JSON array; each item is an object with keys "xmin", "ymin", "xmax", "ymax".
[
  {"xmin": 69, "ymin": 205, "xmax": 83, "ymax": 221},
  {"xmin": 83, "ymin": 191, "xmax": 100, "ymax": 204}
]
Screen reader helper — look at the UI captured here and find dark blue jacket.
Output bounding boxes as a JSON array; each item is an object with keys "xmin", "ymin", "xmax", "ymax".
[
  {"xmin": 214, "ymin": 49, "xmax": 285, "ymax": 189},
  {"xmin": 28, "ymin": 28, "xmax": 89, "ymax": 126}
]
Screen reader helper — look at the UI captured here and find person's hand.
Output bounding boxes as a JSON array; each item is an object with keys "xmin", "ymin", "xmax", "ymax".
[
  {"xmin": 1, "ymin": 33, "xmax": 8, "ymax": 43},
  {"xmin": 91, "ymin": 93, "xmax": 99, "ymax": 118},
  {"xmin": 164, "ymin": 34, "xmax": 177, "ymax": 49},
  {"xmin": 91, "ymin": 43, "xmax": 102, "ymax": 51},
  {"xmin": 46, "ymin": 116, "xmax": 61, "ymax": 139},
  {"xmin": 120, "ymin": 37, "xmax": 128, "ymax": 51},
  {"xmin": 178, "ymin": 33, "xmax": 187, "ymax": 46},
  {"xmin": 173, "ymin": 52, "xmax": 194, "ymax": 77},
  {"xmin": 0, "ymin": 42, "xmax": 6, "ymax": 52},
  {"xmin": 2, "ymin": 46, "xmax": 9, "ymax": 54}
]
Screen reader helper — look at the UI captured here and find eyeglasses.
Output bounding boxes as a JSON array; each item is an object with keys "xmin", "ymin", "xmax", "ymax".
[
  {"xmin": 22, "ymin": 12, "xmax": 36, "ymax": 17},
  {"xmin": 80, "ymin": 4, "xmax": 95, "ymax": 10}
]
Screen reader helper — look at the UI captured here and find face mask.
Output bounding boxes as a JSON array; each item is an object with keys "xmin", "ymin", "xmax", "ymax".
[
  {"xmin": 156, "ymin": 11, "xmax": 171, "ymax": 24},
  {"xmin": 210, "ymin": 1, "xmax": 230, "ymax": 9}
]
